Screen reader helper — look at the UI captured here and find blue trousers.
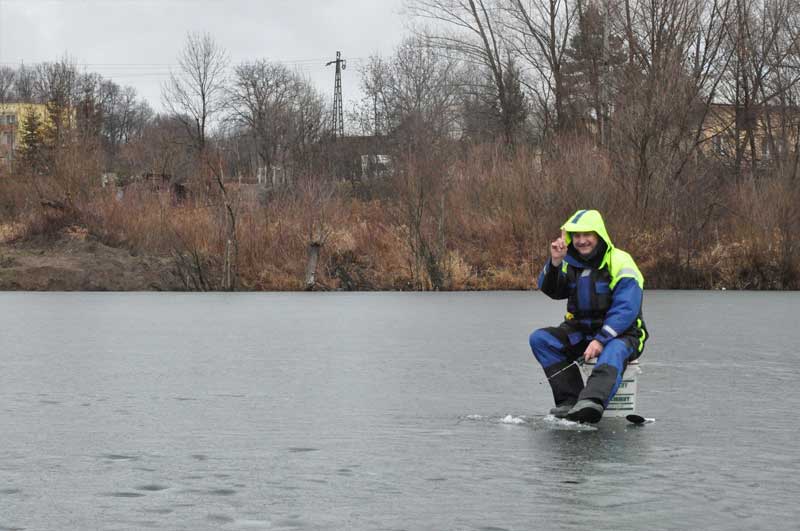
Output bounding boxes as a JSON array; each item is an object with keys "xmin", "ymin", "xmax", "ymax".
[{"xmin": 529, "ymin": 325, "xmax": 635, "ymax": 407}]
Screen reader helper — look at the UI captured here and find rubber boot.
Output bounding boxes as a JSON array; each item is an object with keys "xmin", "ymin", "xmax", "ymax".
[
  {"xmin": 549, "ymin": 403, "xmax": 575, "ymax": 419},
  {"xmin": 565, "ymin": 399, "xmax": 604, "ymax": 423}
]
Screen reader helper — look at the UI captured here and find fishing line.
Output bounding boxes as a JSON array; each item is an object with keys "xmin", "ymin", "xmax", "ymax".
[{"xmin": 540, "ymin": 358, "xmax": 585, "ymax": 385}]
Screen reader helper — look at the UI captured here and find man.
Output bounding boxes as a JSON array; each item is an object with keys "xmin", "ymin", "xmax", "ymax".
[{"xmin": 529, "ymin": 209, "xmax": 648, "ymax": 423}]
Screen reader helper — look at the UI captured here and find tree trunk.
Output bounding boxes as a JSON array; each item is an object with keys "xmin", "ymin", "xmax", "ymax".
[{"xmin": 305, "ymin": 242, "xmax": 322, "ymax": 290}]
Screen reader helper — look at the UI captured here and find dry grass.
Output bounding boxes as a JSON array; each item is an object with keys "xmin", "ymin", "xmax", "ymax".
[
  {"xmin": 3, "ymin": 141, "xmax": 798, "ymax": 290},
  {"xmin": 0, "ymin": 222, "xmax": 24, "ymax": 243}
]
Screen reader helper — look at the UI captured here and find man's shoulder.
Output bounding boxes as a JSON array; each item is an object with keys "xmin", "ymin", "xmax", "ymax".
[
  {"xmin": 609, "ymin": 247, "xmax": 635, "ymax": 263},
  {"xmin": 607, "ymin": 247, "xmax": 644, "ymax": 285}
]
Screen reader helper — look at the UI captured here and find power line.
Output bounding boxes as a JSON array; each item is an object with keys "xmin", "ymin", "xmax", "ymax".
[
  {"xmin": 0, "ymin": 57, "xmax": 368, "ymax": 69},
  {"xmin": 0, "ymin": 57, "xmax": 367, "ymax": 84},
  {"xmin": 0, "ymin": 55, "xmax": 368, "ymax": 112}
]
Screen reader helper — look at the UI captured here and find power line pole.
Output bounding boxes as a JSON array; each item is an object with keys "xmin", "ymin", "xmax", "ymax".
[{"xmin": 326, "ymin": 51, "xmax": 346, "ymax": 139}]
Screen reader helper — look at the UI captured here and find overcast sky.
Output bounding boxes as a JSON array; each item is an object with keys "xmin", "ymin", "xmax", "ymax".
[{"xmin": 0, "ymin": 0, "xmax": 411, "ymax": 113}]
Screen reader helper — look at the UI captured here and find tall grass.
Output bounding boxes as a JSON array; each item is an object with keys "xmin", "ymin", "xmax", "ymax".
[{"xmin": 2, "ymin": 140, "xmax": 798, "ymax": 290}]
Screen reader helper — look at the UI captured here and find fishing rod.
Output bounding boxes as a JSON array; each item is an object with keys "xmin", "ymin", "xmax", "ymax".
[{"xmin": 542, "ymin": 358, "xmax": 585, "ymax": 383}]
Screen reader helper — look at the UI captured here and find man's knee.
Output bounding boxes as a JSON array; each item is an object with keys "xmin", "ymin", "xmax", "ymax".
[
  {"xmin": 530, "ymin": 328, "xmax": 564, "ymax": 365},
  {"xmin": 598, "ymin": 339, "xmax": 633, "ymax": 367},
  {"xmin": 530, "ymin": 328, "xmax": 553, "ymax": 350}
]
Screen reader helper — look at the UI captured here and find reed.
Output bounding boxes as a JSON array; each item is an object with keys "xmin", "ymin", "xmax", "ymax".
[{"xmin": 2, "ymin": 139, "xmax": 798, "ymax": 290}]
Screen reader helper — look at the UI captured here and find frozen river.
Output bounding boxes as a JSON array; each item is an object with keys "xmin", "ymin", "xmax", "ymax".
[{"xmin": 1, "ymin": 291, "xmax": 798, "ymax": 530}]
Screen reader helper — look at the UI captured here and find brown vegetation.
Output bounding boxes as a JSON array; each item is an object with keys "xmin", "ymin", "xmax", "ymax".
[{"xmin": 2, "ymin": 136, "xmax": 798, "ymax": 291}]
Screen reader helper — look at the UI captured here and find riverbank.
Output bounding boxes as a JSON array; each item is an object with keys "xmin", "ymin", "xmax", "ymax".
[
  {"xmin": 0, "ymin": 224, "xmax": 183, "ymax": 291},
  {"xmin": 0, "ymin": 215, "xmax": 795, "ymax": 291},
  {"xmin": 2, "ymin": 155, "xmax": 798, "ymax": 291}
]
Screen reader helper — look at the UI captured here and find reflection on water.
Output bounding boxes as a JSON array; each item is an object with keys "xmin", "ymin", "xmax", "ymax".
[{"xmin": 0, "ymin": 291, "xmax": 798, "ymax": 530}]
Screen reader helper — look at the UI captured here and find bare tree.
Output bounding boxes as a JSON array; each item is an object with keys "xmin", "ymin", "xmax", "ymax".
[
  {"xmin": 285, "ymin": 80, "xmax": 327, "ymax": 176},
  {"xmin": 359, "ymin": 36, "xmax": 462, "ymax": 141},
  {"xmin": 391, "ymin": 140, "xmax": 455, "ymax": 289},
  {"xmin": 122, "ymin": 114, "xmax": 193, "ymax": 180},
  {"xmin": 770, "ymin": 0, "xmax": 800, "ymax": 179},
  {"xmin": 97, "ymin": 80, "xmax": 152, "ymax": 169},
  {"xmin": 100, "ymin": 81, "xmax": 133, "ymax": 149},
  {"xmin": 602, "ymin": 0, "xmax": 736, "ymax": 284},
  {"xmin": 13, "ymin": 63, "xmax": 35, "ymax": 103},
  {"xmin": 717, "ymin": 0, "xmax": 800, "ymax": 177},
  {"xmin": 227, "ymin": 60, "xmax": 325, "ymax": 179},
  {"xmin": 162, "ymin": 32, "xmax": 228, "ymax": 153},
  {"xmin": 33, "ymin": 57, "xmax": 79, "ymax": 146},
  {"xmin": 356, "ymin": 55, "xmax": 390, "ymax": 136},
  {"xmin": 609, "ymin": 0, "xmax": 732, "ymax": 205},
  {"xmin": 0, "ymin": 67, "xmax": 15, "ymax": 103},
  {"xmin": 161, "ymin": 33, "xmax": 236, "ymax": 288},
  {"xmin": 408, "ymin": 0, "xmax": 524, "ymax": 145},
  {"xmin": 503, "ymin": 0, "xmax": 577, "ymax": 136}
]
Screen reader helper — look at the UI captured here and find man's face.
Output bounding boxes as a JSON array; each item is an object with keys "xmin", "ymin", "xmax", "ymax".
[{"xmin": 572, "ymin": 231, "xmax": 599, "ymax": 256}]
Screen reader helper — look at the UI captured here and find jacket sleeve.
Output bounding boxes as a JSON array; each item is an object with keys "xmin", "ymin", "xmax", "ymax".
[
  {"xmin": 594, "ymin": 277, "xmax": 642, "ymax": 345},
  {"xmin": 537, "ymin": 259, "xmax": 570, "ymax": 300}
]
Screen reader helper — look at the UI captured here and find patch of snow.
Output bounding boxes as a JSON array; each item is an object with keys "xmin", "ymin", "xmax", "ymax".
[{"xmin": 500, "ymin": 414, "xmax": 526, "ymax": 425}]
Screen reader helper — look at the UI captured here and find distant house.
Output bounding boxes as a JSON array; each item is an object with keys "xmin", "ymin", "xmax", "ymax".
[
  {"xmin": 333, "ymin": 135, "xmax": 394, "ymax": 180},
  {"xmin": 0, "ymin": 103, "xmax": 49, "ymax": 167},
  {"xmin": 0, "ymin": 102, "xmax": 78, "ymax": 170},
  {"xmin": 360, "ymin": 154, "xmax": 393, "ymax": 179},
  {"xmin": 700, "ymin": 103, "xmax": 800, "ymax": 162},
  {"xmin": 257, "ymin": 164, "xmax": 291, "ymax": 187}
]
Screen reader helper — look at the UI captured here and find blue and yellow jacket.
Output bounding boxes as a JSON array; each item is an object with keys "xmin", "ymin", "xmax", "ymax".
[{"xmin": 538, "ymin": 209, "xmax": 648, "ymax": 353}]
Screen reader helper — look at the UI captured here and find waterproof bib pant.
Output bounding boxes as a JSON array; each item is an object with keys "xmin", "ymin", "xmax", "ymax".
[{"xmin": 530, "ymin": 326, "xmax": 635, "ymax": 408}]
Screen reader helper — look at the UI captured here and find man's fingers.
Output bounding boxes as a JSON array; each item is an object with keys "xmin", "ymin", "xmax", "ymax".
[{"xmin": 582, "ymin": 340, "xmax": 603, "ymax": 361}]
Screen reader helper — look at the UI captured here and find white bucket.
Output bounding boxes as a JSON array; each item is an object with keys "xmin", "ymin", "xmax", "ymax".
[{"xmin": 580, "ymin": 359, "xmax": 641, "ymax": 417}]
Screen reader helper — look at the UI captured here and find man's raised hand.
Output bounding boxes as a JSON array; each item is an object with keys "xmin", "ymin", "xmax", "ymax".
[{"xmin": 550, "ymin": 230, "xmax": 567, "ymax": 266}]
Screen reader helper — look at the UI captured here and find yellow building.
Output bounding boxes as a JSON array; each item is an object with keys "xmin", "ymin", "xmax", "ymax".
[
  {"xmin": 701, "ymin": 103, "xmax": 799, "ymax": 163},
  {"xmin": 0, "ymin": 103, "xmax": 50, "ymax": 166}
]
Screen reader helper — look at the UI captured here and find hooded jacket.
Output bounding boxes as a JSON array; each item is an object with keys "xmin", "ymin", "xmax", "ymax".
[{"xmin": 538, "ymin": 209, "xmax": 647, "ymax": 353}]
